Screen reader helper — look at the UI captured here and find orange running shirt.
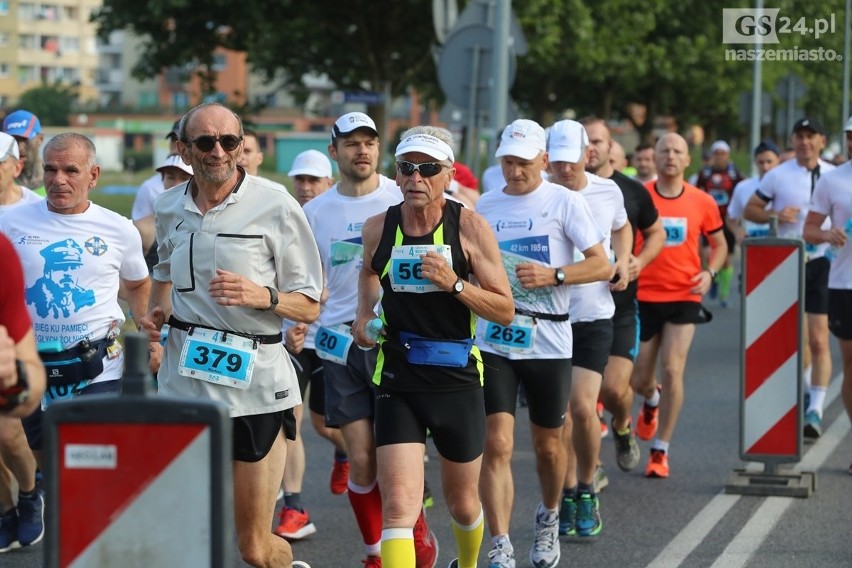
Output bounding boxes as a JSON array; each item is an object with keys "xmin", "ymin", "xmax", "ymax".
[{"xmin": 637, "ymin": 181, "xmax": 724, "ymax": 303}]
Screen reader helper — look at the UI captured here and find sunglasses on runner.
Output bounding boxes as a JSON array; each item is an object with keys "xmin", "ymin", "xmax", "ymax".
[
  {"xmin": 186, "ymin": 134, "xmax": 243, "ymax": 152},
  {"xmin": 396, "ymin": 161, "xmax": 445, "ymax": 178}
]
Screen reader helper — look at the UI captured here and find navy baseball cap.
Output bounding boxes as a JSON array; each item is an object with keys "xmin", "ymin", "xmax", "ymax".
[
  {"xmin": 754, "ymin": 140, "xmax": 780, "ymax": 156},
  {"xmin": 791, "ymin": 118, "xmax": 825, "ymax": 135}
]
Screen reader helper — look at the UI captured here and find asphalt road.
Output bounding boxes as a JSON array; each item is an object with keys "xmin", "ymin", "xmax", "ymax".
[{"xmin": 6, "ymin": 290, "xmax": 851, "ymax": 568}]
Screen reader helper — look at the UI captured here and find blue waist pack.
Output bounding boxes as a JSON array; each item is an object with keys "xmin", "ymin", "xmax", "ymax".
[{"xmin": 398, "ymin": 332, "xmax": 474, "ymax": 368}]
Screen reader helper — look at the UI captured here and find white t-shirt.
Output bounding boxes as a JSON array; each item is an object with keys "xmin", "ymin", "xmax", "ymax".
[
  {"xmin": 131, "ymin": 173, "xmax": 164, "ymax": 221},
  {"xmin": 475, "ymin": 179, "xmax": 605, "ymax": 359},
  {"xmin": 728, "ymin": 176, "xmax": 771, "ymax": 237},
  {"xmin": 756, "ymin": 159, "xmax": 835, "ymax": 259},
  {"xmin": 302, "ymin": 175, "xmax": 402, "ymax": 327},
  {"xmin": 567, "ymin": 173, "xmax": 627, "ymax": 322},
  {"xmin": 0, "ymin": 200, "xmax": 148, "ymax": 384},
  {"xmin": 481, "ymin": 165, "xmax": 505, "ymax": 193},
  {"xmin": 0, "ymin": 186, "xmax": 43, "ymax": 216},
  {"xmin": 810, "ymin": 162, "xmax": 852, "ymax": 289}
]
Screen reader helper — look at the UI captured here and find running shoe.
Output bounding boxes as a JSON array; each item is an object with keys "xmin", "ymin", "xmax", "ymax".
[
  {"xmin": 0, "ymin": 508, "xmax": 19, "ymax": 553},
  {"xmin": 645, "ymin": 449, "xmax": 669, "ymax": 478},
  {"xmin": 597, "ymin": 401, "xmax": 609, "ymax": 438},
  {"xmin": 292, "ymin": 562, "xmax": 312, "ymax": 568},
  {"xmin": 558, "ymin": 494, "xmax": 577, "ymax": 536},
  {"xmin": 803, "ymin": 410, "xmax": 822, "ymax": 439},
  {"xmin": 330, "ymin": 458, "xmax": 350, "ymax": 495},
  {"xmin": 593, "ymin": 464, "xmax": 609, "ymax": 493},
  {"xmin": 612, "ymin": 418, "xmax": 641, "ymax": 472},
  {"xmin": 636, "ymin": 386, "xmax": 661, "ymax": 441},
  {"xmin": 16, "ymin": 491, "xmax": 44, "ymax": 547},
  {"xmin": 575, "ymin": 493, "xmax": 602, "ymax": 537},
  {"xmin": 529, "ymin": 503, "xmax": 560, "ymax": 568},
  {"xmin": 448, "ymin": 560, "xmax": 459, "ymax": 568},
  {"xmin": 414, "ymin": 507, "xmax": 439, "ymax": 568},
  {"xmin": 488, "ymin": 535, "xmax": 515, "ymax": 567},
  {"xmin": 273, "ymin": 507, "xmax": 317, "ymax": 540},
  {"xmin": 362, "ymin": 555, "xmax": 382, "ymax": 567}
]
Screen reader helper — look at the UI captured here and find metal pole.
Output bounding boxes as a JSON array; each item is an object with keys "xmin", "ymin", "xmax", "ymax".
[
  {"xmin": 749, "ymin": 0, "xmax": 764, "ymax": 178},
  {"xmin": 465, "ymin": 45, "xmax": 481, "ymax": 165},
  {"xmin": 843, "ymin": 0, "xmax": 851, "ymax": 157},
  {"xmin": 491, "ymin": 0, "xmax": 510, "ymax": 166}
]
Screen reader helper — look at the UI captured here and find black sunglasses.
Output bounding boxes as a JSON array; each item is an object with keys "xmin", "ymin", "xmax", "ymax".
[
  {"xmin": 186, "ymin": 134, "xmax": 243, "ymax": 153},
  {"xmin": 396, "ymin": 161, "xmax": 445, "ymax": 178}
]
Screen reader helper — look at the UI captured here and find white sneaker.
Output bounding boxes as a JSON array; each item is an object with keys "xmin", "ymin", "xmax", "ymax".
[
  {"xmin": 488, "ymin": 535, "xmax": 515, "ymax": 568},
  {"xmin": 529, "ymin": 503, "xmax": 560, "ymax": 568}
]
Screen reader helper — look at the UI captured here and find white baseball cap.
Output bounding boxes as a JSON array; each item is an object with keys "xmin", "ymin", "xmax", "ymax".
[
  {"xmin": 547, "ymin": 120, "xmax": 589, "ymax": 163},
  {"xmin": 495, "ymin": 119, "xmax": 546, "ymax": 160},
  {"xmin": 155, "ymin": 153, "xmax": 193, "ymax": 175},
  {"xmin": 844, "ymin": 116, "xmax": 852, "ymax": 132},
  {"xmin": 288, "ymin": 149, "xmax": 333, "ymax": 178},
  {"xmin": 710, "ymin": 140, "xmax": 731, "ymax": 153},
  {"xmin": 395, "ymin": 133, "xmax": 455, "ymax": 162},
  {"xmin": 331, "ymin": 112, "xmax": 378, "ymax": 142},
  {"xmin": 0, "ymin": 132, "xmax": 20, "ymax": 161}
]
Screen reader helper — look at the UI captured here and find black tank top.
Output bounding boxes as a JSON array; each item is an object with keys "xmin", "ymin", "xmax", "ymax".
[{"xmin": 370, "ymin": 201, "xmax": 482, "ymax": 391}]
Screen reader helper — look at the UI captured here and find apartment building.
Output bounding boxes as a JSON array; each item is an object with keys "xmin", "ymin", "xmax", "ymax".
[{"xmin": 0, "ymin": 0, "xmax": 101, "ymax": 107}]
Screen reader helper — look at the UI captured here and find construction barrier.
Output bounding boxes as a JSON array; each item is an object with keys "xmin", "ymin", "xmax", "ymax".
[{"xmin": 726, "ymin": 237, "xmax": 815, "ymax": 497}]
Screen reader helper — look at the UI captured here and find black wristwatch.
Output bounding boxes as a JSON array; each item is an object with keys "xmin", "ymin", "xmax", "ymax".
[
  {"xmin": 706, "ymin": 268, "xmax": 717, "ymax": 280},
  {"xmin": 264, "ymin": 286, "xmax": 279, "ymax": 311},
  {"xmin": 554, "ymin": 268, "xmax": 566, "ymax": 286},
  {"xmin": 450, "ymin": 278, "xmax": 465, "ymax": 296},
  {"xmin": 0, "ymin": 360, "xmax": 30, "ymax": 413}
]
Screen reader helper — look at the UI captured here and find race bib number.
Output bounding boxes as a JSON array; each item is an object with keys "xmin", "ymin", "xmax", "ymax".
[
  {"xmin": 41, "ymin": 379, "xmax": 92, "ymax": 411},
  {"xmin": 484, "ymin": 315, "xmax": 536, "ymax": 354},
  {"xmin": 709, "ymin": 189, "xmax": 730, "ymax": 207},
  {"xmin": 389, "ymin": 244, "xmax": 453, "ymax": 293},
  {"xmin": 178, "ymin": 328, "xmax": 256, "ymax": 389},
  {"xmin": 662, "ymin": 217, "xmax": 688, "ymax": 247},
  {"xmin": 315, "ymin": 325, "xmax": 354, "ymax": 365}
]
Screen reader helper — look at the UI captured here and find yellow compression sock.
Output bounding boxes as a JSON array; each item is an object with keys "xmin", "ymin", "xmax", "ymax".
[
  {"xmin": 381, "ymin": 528, "xmax": 415, "ymax": 567},
  {"xmin": 451, "ymin": 507, "xmax": 484, "ymax": 568}
]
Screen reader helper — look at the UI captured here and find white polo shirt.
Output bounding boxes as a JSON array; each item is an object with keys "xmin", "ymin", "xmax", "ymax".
[
  {"xmin": 153, "ymin": 173, "xmax": 323, "ymax": 417},
  {"xmin": 566, "ymin": 173, "xmax": 627, "ymax": 323},
  {"xmin": 475, "ymin": 179, "xmax": 604, "ymax": 359},
  {"xmin": 810, "ymin": 162, "xmax": 852, "ymax": 289},
  {"xmin": 756, "ymin": 158, "xmax": 835, "ymax": 259}
]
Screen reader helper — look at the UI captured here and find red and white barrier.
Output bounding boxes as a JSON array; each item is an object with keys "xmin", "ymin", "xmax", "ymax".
[{"xmin": 741, "ymin": 239, "xmax": 803, "ymax": 461}]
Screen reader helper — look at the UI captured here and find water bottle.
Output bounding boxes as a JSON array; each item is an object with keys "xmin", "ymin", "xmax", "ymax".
[
  {"xmin": 160, "ymin": 323, "xmax": 170, "ymax": 346},
  {"xmin": 827, "ymin": 218, "xmax": 852, "ymax": 263},
  {"xmin": 358, "ymin": 318, "xmax": 384, "ymax": 351}
]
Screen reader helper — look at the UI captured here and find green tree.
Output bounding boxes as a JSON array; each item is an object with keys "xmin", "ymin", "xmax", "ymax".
[
  {"xmin": 17, "ymin": 83, "xmax": 77, "ymax": 126},
  {"xmin": 93, "ymin": 0, "xmax": 442, "ymax": 136}
]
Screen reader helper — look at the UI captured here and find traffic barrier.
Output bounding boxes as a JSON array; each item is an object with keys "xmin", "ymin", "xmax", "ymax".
[
  {"xmin": 43, "ymin": 334, "xmax": 233, "ymax": 567},
  {"xmin": 726, "ymin": 237, "xmax": 815, "ymax": 497}
]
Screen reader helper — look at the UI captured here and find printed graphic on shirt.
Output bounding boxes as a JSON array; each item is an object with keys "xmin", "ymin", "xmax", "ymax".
[
  {"xmin": 330, "ymin": 238, "xmax": 364, "ymax": 268},
  {"xmin": 498, "ymin": 236, "xmax": 555, "ymax": 311},
  {"xmin": 26, "ymin": 239, "xmax": 97, "ymax": 320}
]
